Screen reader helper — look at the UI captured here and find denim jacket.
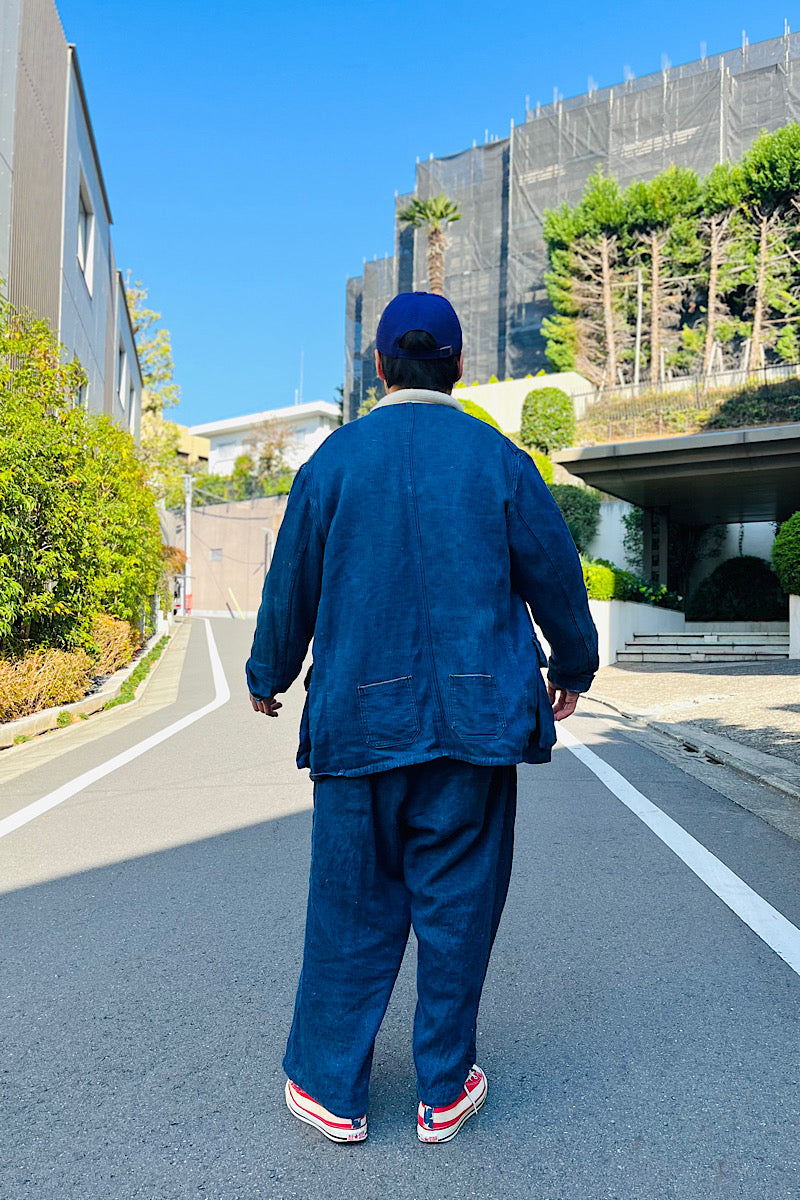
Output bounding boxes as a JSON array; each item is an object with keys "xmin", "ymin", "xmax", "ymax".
[{"xmin": 246, "ymin": 389, "xmax": 599, "ymax": 778}]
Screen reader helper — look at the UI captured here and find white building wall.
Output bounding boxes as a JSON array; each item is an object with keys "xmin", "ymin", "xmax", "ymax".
[
  {"xmin": 58, "ymin": 59, "xmax": 112, "ymax": 418},
  {"xmin": 0, "ymin": 0, "xmax": 21, "ymax": 286},
  {"xmin": 193, "ymin": 404, "xmax": 340, "ymax": 476},
  {"xmin": 112, "ymin": 272, "xmax": 141, "ymax": 441}
]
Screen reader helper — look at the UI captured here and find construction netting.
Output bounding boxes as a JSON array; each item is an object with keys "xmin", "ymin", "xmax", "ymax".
[{"xmin": 345, "ymin": 29, "xmax": 800, "ymax": 416}]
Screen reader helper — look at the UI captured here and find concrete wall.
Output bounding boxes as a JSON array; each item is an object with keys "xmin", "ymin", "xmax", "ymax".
[
  {"xmin": 588, "ymin": 599, "xmax": 686, "ymax": 668},
  {"xmin": 453, "ymin": 372, "xmax": 592, "ymax": 434},
  {"xmin": 791, "ymin": 596, "xmax": 800, "ymax": 660},
  {"xmin": 175, "ymin": 495, "xmax": 290, "ymax": 617}
]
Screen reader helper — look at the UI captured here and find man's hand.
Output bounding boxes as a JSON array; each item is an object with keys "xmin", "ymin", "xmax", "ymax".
[
  {"xmin": 547, "ymin": 683, "xmax": 580, "ymax": 722},
  {"xmin": 250, "ymin": 694, "xmax": 282, "ymax": 717}
]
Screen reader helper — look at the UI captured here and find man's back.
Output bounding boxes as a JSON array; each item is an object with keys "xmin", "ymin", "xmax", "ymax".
[{"xmin": 247, "ymin": 392, "xmax": 597, "ymax": 778}]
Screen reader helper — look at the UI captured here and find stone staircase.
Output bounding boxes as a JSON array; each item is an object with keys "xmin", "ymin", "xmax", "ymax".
[{"xmin": 617, "ymin": 631, "xmax": 790, "ymax": 664}]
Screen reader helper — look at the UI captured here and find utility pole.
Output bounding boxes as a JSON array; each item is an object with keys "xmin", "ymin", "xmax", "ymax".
[{"xmin": 182, "ymin": 473, "xmax": 192, "ymax": 617}]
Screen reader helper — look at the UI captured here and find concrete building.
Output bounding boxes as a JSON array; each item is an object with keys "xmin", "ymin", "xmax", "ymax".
[
  {"xmin": 189, "ymin": 401, "xmax": 341, "ymax": 476},
  {"xmin": 0, "ymin": 0, "xmax": 141, "ymax": 436},
  {"xmin": 345, "ymin": 27, "xmax": 800, "ymax": 421}
]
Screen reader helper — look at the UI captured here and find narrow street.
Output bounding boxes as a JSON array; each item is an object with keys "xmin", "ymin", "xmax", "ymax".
[{"xmin": 1, "ymin": 619, "xmax": 799, "ymax": 1200}]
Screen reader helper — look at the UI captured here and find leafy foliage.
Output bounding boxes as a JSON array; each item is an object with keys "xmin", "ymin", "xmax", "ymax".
[
  {"xmin": 548, "ymin": 484, "xmax": 600, "ymax": 553},
  {"xmin": 542, "ymin": 123, "xmax": 800, "ymax": 389},
  {"xmin": 520, "ymin": 387, "xmax": 575, "ymax": 452},
  {"xmin": 581, "ymin": 557, "xmax": 683, "ymax": 609},
  {"xmin": 686, "ymin": 556, "xmax": 788, "ymax": 620},
  {"xmin": 125, "ymin": 277, "xmax": 180, "ymax": 414},
  {"xmin": 460, "ymin": 398, "xmax": 502, "ymax": 429},
  {"xmin": 0, "ymin": 296, "xmax": 164, "ymax": 653},
  {"xmin": 772, "ymin": 512, "xmax": 800, "ymax": 595}
]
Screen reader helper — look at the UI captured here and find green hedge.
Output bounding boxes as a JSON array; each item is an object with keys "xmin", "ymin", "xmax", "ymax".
[
  {"xmin": 460, "ymin": 398, "xmax": 503, "ymax": 430},
  {"xmin": 582, "ymin": 557, "xmax": 683, "ymax": 610},
  {"xmin": 772, "ymin": 512, "xmax": 800, "ymax": 595},
  {"xmin": 687, "ymin": 556, "xmax": 788, "ymax": 620}
]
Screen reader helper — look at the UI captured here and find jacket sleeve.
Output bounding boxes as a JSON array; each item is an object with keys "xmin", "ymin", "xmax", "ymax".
[
  {"xmin": 245, "ymin": 465, "xmax": 324, "ymax": 697},
  {"xmin": 507, "ymin": 451, "xmax": 599, "ymax": 693}
]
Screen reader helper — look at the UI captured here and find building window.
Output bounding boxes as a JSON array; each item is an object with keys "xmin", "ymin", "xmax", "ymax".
[
  {"xmin": 77, "ymin": 179, "xmax": 94, "ymax": 291},
  {"xmin": 118, "ymin": 344, "xmax": 127, "ymax": 410},
  {"xmin": 76, "ymin": 382, "xmax": 88, "ymax": 410}
]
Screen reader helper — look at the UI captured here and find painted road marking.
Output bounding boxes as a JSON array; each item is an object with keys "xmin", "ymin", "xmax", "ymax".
[
  {"xmin": 558, "ymin": 723, "xmax": 800, "ymax": 979},
  {"xmin": 0, "ymin": 619, "xmax": 229, "ymax": 842}
]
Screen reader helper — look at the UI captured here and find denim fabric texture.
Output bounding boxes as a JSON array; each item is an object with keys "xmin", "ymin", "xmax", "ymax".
[
  {"xmin": 246, "ymin": 390, "xmax": 599, "ymax": 779},
  {"xmin": 282, "ymin": 758, "xmax": 517, "ymax": 1116}
]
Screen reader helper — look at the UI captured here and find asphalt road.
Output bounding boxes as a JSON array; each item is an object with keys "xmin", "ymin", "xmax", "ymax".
[{"xmin": 1, "ymin": 618, "xmax": 799, "ymax": 1200}]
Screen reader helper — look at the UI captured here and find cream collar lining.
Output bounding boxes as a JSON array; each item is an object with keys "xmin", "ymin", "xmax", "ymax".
[{"xmin": 370, "ymin": 388, "xmax": 464, "ymax": 412}]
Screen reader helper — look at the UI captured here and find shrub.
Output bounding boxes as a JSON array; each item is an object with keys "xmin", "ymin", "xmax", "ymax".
[
  {"xmin": 686, "ymin": 556, "xmax": 789, "ymax": 620},
  {"xmin": 0, "ymin": 296, "xmax": 164, "ymax": 653},
  {"xmin": 581, "ymin": 557, "xmax": 683, "ymax": 610},
  {"xmin": 520, "ymin": 387, "xmax": 575, "ymax": 453},
  {"xmin": 528, "ymin": 448, "xmax": 553, "ymax": 485},
  {"xmin": 90, "ymin": 615, "xmax": 137, "ymax": 676},
  {"xmin": 460, "ymin": 399, "xmax": 502, "ymax": 430},
  {"xmin": 549, "ymin": 484, "xmax": 600, "ymax": 553},
  {"xmin": 0, "ymin": 648, "xmax": 94, "ymax": 723},
  {"xmin": 582, "ymin": 559, "xmax": 615, "ymax": 600},
  {"xmin": 772, "ymin": 512, "xmax": 800, "ymax": 595}
]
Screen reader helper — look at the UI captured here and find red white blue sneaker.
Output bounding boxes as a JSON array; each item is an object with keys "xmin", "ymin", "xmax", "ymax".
[
  {"xmin": 417, "ymin": 1065, "xmax": 487, "ymax": 1143},
  {"xmin": 285, "ymin": 1079, "xmax": 367, "ymax": 1143}
]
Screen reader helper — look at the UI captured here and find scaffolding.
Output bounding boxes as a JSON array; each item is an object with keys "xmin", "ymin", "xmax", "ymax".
[{"xmin": 345, "ymin": 28, "xmax": 800, "ymax": 418}]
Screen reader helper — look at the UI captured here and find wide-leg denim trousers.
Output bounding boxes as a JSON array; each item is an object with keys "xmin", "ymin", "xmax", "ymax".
[{"xmin": 283, "ymin": 757, "xmax": 517, "ymax": 1118}]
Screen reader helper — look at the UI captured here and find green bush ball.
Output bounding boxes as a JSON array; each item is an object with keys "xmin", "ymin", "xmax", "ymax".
[
  {"xmin": 520, "ymin": 387, "xmax": 576, "ymax": 453},
  {"xmin": 772, "ymin": 512, "xmax": 800, "ymax": 595}
]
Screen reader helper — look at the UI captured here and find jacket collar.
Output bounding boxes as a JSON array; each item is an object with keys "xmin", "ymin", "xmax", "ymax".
[{"xmin": 371, "ymin": 388, "xmax": 464, "ymax": 412}]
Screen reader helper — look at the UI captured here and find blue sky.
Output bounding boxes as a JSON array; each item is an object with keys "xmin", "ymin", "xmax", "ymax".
[{"xmin": 57, "ymin": 0, "xmax": 794, "ymax": 426}]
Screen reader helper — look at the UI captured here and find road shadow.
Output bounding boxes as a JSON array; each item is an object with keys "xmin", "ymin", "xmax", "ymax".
[{"xmin": 2, "ymin": 740, "xmax": 800, "ymax": 1199}]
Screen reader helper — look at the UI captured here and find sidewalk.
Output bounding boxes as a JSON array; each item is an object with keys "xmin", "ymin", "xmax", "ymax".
[{"xmin": 589, "ymin": 658, "xmax": 800, "ymax": 802}]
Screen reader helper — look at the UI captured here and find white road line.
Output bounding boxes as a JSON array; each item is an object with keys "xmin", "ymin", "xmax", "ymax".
[
  {"xmin": 558, "ymin": 723, "xmax": 800, "ymax": 979},
  {"xmin": 0, "ymin": 619, "xmax": 230, "ymax": 842}
]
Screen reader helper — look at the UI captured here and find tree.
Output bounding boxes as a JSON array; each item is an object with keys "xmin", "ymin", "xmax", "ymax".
[
  {"xmin": 126, "ymin": 276, "xmax": 184, "ymax": 502},
  {"xmin": 737, "ymin": 125, "xmax": 800, "ymax": 372},
  {"xmin": 543, "ymin": 171, "xmax": 630, "ymax": 386},
  {"xmin": 0, "ymin": 295, "xmax": 163, "ymax": 652},
  {"xmin": 125, "ymin": 276, "xmax": 180, "ymax": 414},
  {"xmin": 697, "ymin": 162, "xmax": 748, "ymax": 380},
  {"xmin": 397, "ymin": 194, "xmax": 461, "ymax": 295},
  {"xmin": 625, "ymin": 166, "xmax": 702, "ymax": 385}
]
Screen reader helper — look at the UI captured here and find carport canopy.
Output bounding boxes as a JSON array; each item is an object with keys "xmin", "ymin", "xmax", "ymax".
[{"xmin": 553, "ymin": 423, "xmax": 800, "ymax": 526}]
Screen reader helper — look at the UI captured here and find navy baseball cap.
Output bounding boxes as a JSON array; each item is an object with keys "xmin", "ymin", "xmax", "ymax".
[{"xmin": 375, "ymin": 292, "xmax": 462, "ymax": 359}]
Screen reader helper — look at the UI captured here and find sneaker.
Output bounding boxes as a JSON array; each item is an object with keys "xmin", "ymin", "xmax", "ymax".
[
  {"xmin": 285, "ymin": 1079, "xmax": 367, "ymax": 1143},
  {"xmin": 417, "ymin": 1065, "xmax": 487, "ymax": 1143}
]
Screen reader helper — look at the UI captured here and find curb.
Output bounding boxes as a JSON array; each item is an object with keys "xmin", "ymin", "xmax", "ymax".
[
  {"xmin": 0, "ymin": 621, "xmax": 184, "ymax": 750},
  {"xmin": 589, "ymin": 692, "xmax": 800, "ymax": 805}
]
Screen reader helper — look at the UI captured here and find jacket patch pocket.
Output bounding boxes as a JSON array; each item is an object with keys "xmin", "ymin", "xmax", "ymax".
[
  {"xmin": 449, "ymin": 674, "xmax": 506, "ymax": 740},
  {"xmin": 358, "ymin": 676, "xmax": 420, "ymax": 749}
]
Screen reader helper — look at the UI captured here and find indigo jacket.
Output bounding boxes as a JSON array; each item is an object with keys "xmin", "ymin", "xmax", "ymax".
[{"xmin": 246, "ymin": 389, "xmax": 599, "ymax": 779}]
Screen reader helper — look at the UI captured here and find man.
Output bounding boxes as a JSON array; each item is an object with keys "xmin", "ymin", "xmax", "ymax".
[{"xmin": 247, "ymin": 292, "xmax": 598, "ymax": 1144}]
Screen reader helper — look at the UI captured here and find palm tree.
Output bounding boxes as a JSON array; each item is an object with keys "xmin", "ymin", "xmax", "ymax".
[{"xmin": 397, "ymin": 194, "xmax": 461, "ymax": 295}]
